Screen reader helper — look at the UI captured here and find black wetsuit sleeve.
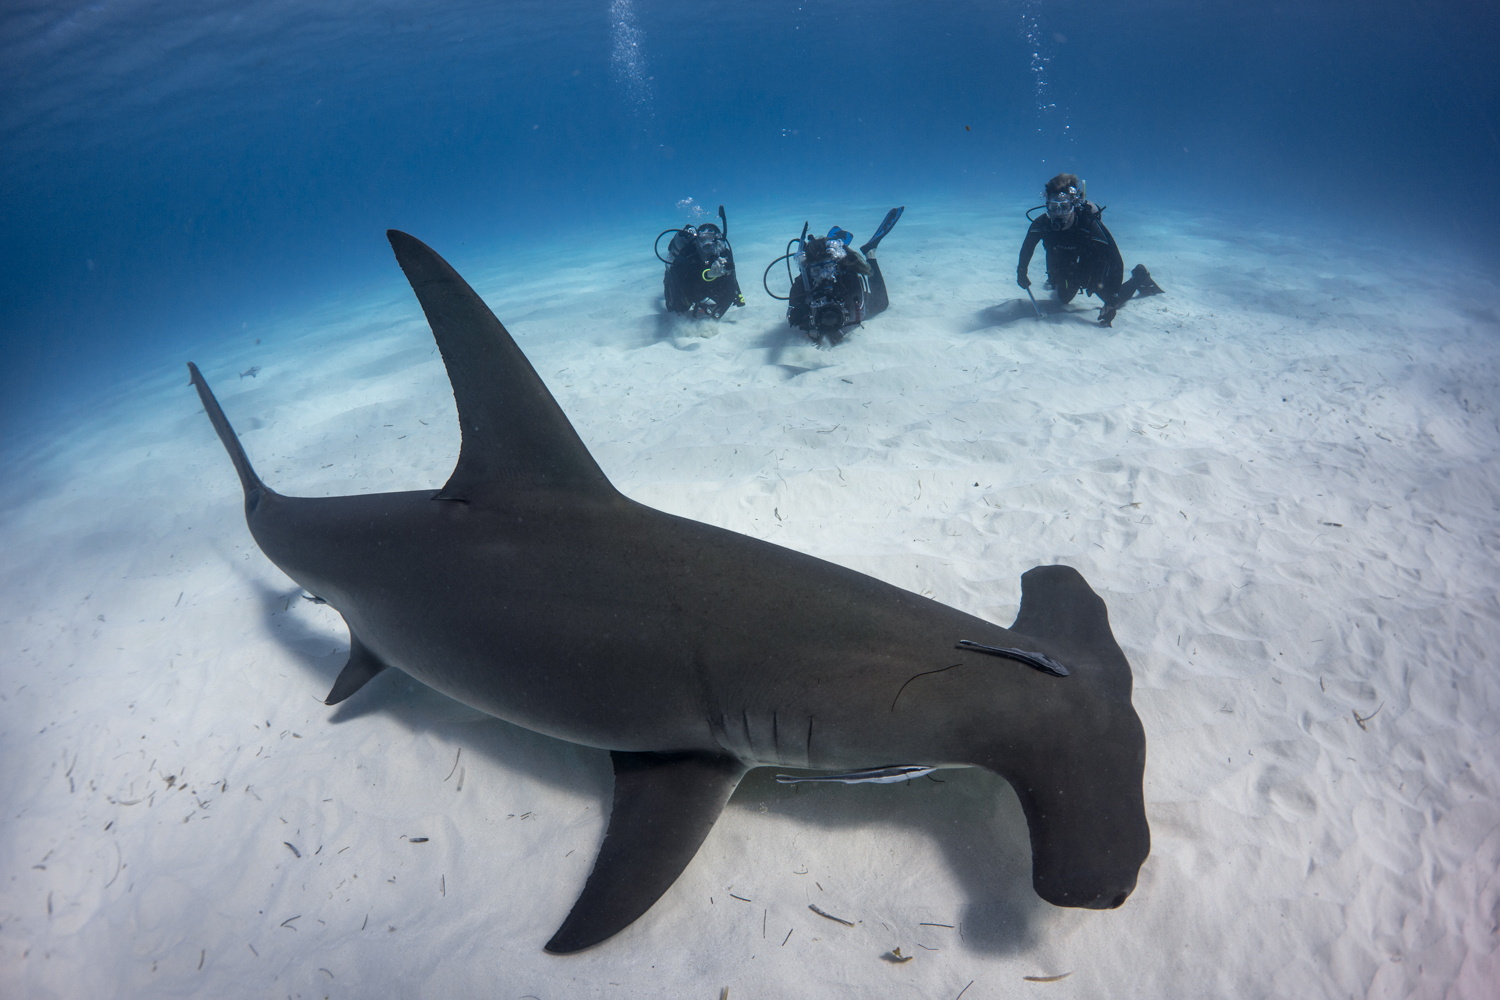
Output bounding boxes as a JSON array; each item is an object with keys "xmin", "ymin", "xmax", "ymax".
[{"xmin": 1018, "ymin": 221, "xmax": 1045, "ymax": 273}]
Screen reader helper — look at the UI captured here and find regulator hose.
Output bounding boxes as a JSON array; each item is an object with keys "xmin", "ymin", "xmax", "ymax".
[
  {"xmin": 762, "ymin": 254, "xmax": 793, "ymax": 300},
  {"xmin": 761, "ymin": 237, "xmax": 804, "ymax": 301}
]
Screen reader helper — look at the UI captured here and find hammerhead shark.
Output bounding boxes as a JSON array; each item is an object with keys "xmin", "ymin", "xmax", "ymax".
[{"xmin": 188, "ymin": 230, "xmax": 1149, "ymax": 953}]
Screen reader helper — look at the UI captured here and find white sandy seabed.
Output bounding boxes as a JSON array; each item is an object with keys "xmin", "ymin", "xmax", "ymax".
[{"xmin": 2, "ymin": 199, "xmax": 1498, "ymax": 1000}]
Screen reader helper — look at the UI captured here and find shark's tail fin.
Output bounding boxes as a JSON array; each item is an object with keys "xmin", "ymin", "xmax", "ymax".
[{"xmin": 187, "ymin": 362, "xmax": 268, "ymax": 498}]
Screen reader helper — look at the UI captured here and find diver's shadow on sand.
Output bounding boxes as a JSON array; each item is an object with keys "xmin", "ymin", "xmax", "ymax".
[
  {"xmin": 251, "ymin": 579, "xmax": 1052, "ymax": 956},
  {"xmin": 969, "ymin": 298, "xmax": 1099, "ymax": 332},
  {"xmin": 751, "ymin": 321, "xmax": 837, "ymax": 366}
]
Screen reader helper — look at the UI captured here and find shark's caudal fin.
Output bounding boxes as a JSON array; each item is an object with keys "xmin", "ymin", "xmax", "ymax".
[
  {"xmin": 385, "ymin": 230, "xmax": 615, "ymax": 502},
  {"xmin": 187, "ymin": 362, "xmax": 268, "ymax": 499},
  {"xmin": 545, "ymin": 751, "xmax": 748, "ymax": 954}
]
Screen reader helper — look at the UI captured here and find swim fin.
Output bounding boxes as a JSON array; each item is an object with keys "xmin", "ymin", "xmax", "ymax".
[
  {"xmin": 859, "ymin": 206, "xmax": 904, "ymax": 255},
  {"xmin": 1132, "ymin": 264, "xmax": 1164, "ymax": 297}
]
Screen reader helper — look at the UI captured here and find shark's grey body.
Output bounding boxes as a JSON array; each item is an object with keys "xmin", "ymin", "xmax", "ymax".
[{"xmin": 189, "ymin": 230, "xmax": 1149, "ymax": 953}]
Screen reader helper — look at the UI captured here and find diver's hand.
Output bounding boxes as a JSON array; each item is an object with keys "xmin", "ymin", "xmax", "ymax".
[{"xmin": 1016, "ymin": 271, "xmax": 1031, "ymax": 289}]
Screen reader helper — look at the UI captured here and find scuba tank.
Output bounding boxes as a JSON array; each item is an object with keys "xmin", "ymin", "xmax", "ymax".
[{"xmin": 662, "ymin": 226, "xmax": 696, "ymax": 264}]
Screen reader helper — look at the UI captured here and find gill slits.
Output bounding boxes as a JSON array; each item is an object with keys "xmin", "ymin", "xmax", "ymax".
[{"xmin": 710, "ymin": 706, "xmax": 810, "ymax": 767}]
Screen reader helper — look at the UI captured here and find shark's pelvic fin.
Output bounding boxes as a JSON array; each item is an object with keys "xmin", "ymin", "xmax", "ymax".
[
  {"xmin": 544, "ymin": 751, "xmax": 748, "ymax": 954},
  {"xmin": 384, "ymin": 230, "xmax": 615, "ymax": 502},
  {"xmin": 324, "ymin": 632, "xmax": 390, "ymax": 705}
]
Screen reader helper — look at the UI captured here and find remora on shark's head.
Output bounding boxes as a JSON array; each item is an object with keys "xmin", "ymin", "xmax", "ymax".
[{"xmin": 187, "ymin": 230, "xmax": 1151, "ymax": 954}]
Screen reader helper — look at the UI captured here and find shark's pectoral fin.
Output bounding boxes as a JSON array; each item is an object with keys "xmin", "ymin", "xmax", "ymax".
[
  {"xmin": 323, "ymin": 632, "xmax": 390, "ymax": 705},
  {"xmin": 544, "ymin": 751, "xmax": 748, "ymax": 954}
]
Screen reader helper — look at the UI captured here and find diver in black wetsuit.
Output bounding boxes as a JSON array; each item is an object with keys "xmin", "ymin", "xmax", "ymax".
[
  {"xmin": 657, "ymin": 205, "xmax": 745, "ymax": 320},
  {"xmin": 769, "ymin": 207, "xmax": 903, "ymax": 343},
  {"xmin": 1016, "ymin": 174, "xmax": 1163, "ymax": 326}
]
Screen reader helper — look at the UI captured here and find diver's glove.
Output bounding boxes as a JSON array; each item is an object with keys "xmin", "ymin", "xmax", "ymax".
[{"xmin": 1016, "ymin": 270, "xmax": 1031, "ymax": 289}]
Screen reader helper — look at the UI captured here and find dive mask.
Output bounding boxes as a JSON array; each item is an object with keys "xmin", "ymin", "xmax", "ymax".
[
  {"xmin": 1046, "ymin": 188, "xmax": 1082, "ymax": 223},
  {"xmin": 696, "ymin": 232, "xmax": 726, "ymax": 258}
]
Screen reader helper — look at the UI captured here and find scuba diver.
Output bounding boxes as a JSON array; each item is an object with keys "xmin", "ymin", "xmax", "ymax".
[
  {"xmin": 1016, "ymin": 174, "xmax": 1163, "ymax": 326},
  {"xmin": 656, "ymin": 204, "xmax": 745, "ymax": 320},
  {"xmin": 765, "ymin": 207, "xmax": 904, "ymax": 343}
]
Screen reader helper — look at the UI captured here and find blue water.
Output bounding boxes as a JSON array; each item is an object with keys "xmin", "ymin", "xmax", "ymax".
[{"xmin": 2, "ymin": 0, "xmax": 1497, "ymax": 430}]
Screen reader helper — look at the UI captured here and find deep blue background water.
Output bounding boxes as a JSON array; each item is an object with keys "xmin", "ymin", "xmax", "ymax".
[{"xmin": 2, "ymin": 0, "xmax": 1497, "ymax": 431}]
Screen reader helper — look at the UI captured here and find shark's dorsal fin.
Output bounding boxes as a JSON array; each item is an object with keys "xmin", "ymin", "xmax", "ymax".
[
  {"xmin": 545, "ymin": 751, "xmax": 747, "ymax": 954},
  {"xmin": 386, "ymin": 230, "xmax": 615, "ymax": 502}
]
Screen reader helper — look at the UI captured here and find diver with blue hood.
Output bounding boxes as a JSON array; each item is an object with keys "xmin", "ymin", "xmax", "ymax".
[
  {"xmin": 1017, "ymin": 174, "xmax": 1163, "ymax": 326},
  {"xmin": 765, "ymin": 207, "xmax": 904, "ymax": 343},
  {"xmin": 657, "ymin": 204, "xmax": 746, "ymax": 319}
]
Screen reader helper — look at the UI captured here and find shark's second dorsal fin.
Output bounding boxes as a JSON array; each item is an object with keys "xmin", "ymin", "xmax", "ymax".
[{"xmin": 386, "ymin": 230, "xmax": 615, "ymax": 502}]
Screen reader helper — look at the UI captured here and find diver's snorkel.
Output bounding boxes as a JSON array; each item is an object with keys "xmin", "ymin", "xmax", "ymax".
[{"xmin": 798, "ymin": 221, "xmax": 812, "ymax": 294}]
